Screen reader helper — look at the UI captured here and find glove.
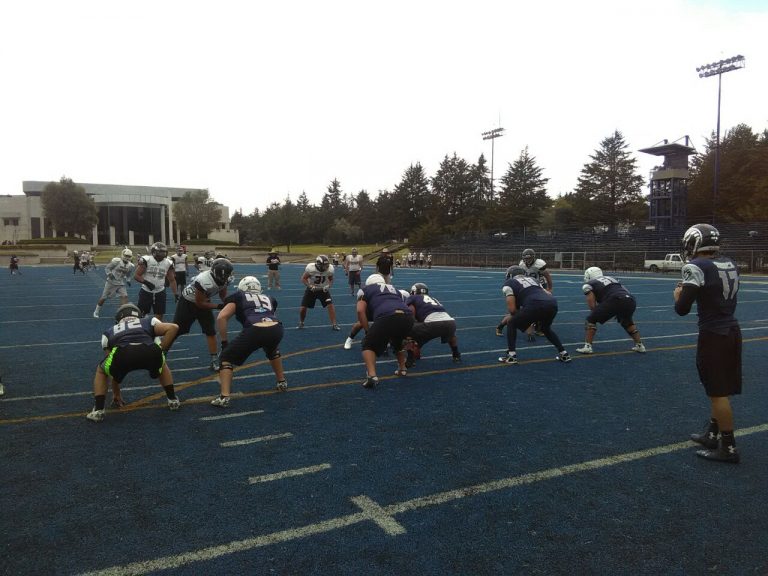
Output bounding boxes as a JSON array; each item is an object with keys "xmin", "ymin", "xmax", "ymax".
[
  {"xmin": 323, "ymin": 286, "xmax": 329, "ymax": 293},
  {"xmin": 142, "ymin": 280, "xmax": 156, "ymax": 290},
  {"xmin": 217, "ymin": 302, "xmax": 226, "ymax": 310}
]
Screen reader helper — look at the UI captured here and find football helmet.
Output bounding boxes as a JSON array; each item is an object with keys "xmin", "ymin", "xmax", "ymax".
[
  {"xmin": 210, "ymin": 258, "xmax": 234, "ymax": 286},
  {"xmin": 121, "ymin": 248, "xmax": 133, "ymax": 263},
  {"xmin": 410, "ymin": 283, "xmax": 429, "ymax": 295},
  {"xmin": 150, "ymin": 242, "xmax": 168, "ymax": 260},
  {"xmin": 365, "ymin": 273, "xmax": 385, "ymax": 286},
  {"xmin": 682, "ymin": 224, "xmax": 720, "ymax": 260},
  {"xmin": 584, "ymin": 266, "xmax": 603, "ymax": 282},
  {"xmin": 522, "ymin": 248, "xmax": 535, "ymax": 267},
  {"xmin": 351, "ymin": 248, "xmax": 358, "ymax": 255},
  {"xmin": 176, "ymin": 246, "xmax": 183, "ymax": 255},
  {"xmin": 238, "ymin": 275, "xmax": 262, "ymax": 294},
  {"xmin": 315, "ymin": 255, "xmax": 330, "ymax": 272},
  {"xmin": 505, "ymin": 265, "xmax": 527, "ymax": 279},
  {"xmin": 115, "ymin": 303, "xmax": 142, "ymax": 323}
]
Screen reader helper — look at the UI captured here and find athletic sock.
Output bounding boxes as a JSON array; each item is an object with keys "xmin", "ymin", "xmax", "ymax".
[
  {"xmin": 450, "ymin": 345, "xmax": 459, "ymax": 355},
  {"xmin": 94, "ymin": 395, "xmax": 106, "ymax": 410},
  {"xmin": 163, "ymin": 385, "xmax": 177, "ymax": 400}
]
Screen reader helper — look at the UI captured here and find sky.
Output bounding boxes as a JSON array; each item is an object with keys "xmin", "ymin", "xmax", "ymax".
[{"xmin": 1, "ymin": 0, "xmax": 766, "ymax": 216}]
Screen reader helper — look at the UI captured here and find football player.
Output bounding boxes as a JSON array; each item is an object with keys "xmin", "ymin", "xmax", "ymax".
[
  {"xmin": 344, "ymin": 248, "xmax": 364, "ymax": 295},
  {"xmin": 498, "ymin": 266, "xmax": 570, "ymax": 364},
  {"xmin": 86, "ymin": 303, "xmax": 180, "ymax": 422},
  {"xmin": 9, "ymin": 254, "xmax": 20, "ymax": 275},
  {"xmin": 170, "ymin": 246, "xmax": 188, "ymax": 299},
  {"xmin": 210, "ymin": 276, "xmax": 287, "ymax": 407},
  {"xmin": 576, "ymin": 267, "xmax": 646, "ymax": 354},
  {"xmin": 298, "ymin": 255, "xmax": 340, "ymax": 330},
  {"xmin": 93, "ymin": 248, "xmax": 136, "ymax": 318},
  {"xmin": 266, "ymin": 249, "xmax": 281, "ymax": 290},
  {"xmin": 674, "ymin": 224, "xmax": 742, "ymax": 463},
  {"xmin": 133, "ymin": 242, "xmax": 177, "ymax": 321},
  {"xmin": 404, "ymin": 283, "xmax": 460, "ymax": 367},
  {"xmin": 356, "ymin": 274, "xmax": 414, "ymax": 388},
  {"xmin": 172, "ymin": 258, "xmax": 233, "ymax": 371}
]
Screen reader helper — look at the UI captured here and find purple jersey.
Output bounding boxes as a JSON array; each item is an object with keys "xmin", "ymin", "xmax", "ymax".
[
  {"xmin": 360, "ymin": 283, "xmax": 411, "ymax": 321},
  {"xmin": 405, "ymin": 293, "xmax": 450, "ymax": 322},
  {"xmin": 502, "ymin": 276, "xmax": 553, "ymax": 307},
  {"xmin": 582, "ymin": 276, "xmax": 630, "ymax": 302},
  {"xmin": 225, "ymin": 290, "xmax": 279, "ymax": 327}
]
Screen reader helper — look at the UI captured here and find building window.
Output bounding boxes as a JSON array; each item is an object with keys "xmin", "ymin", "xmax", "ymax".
[{"xmin": 3, "ymin": 218, "xmax": 19, "ymax": 226}]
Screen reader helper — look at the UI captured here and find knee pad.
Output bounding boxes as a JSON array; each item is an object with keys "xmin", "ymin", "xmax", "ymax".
[
  {"xmin": 220, "ymin": 362, "xmax": 234, "ymax": 371},
  {"xmin": 266, "ymin": 349, "xmax": 281, "ymax": 361}
]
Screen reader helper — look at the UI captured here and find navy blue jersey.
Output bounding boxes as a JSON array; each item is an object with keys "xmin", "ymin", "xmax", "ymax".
[
  {"xmin": 225, "ymin": 290, "xmax": 279, "ymax": 327},
  {"xmin": 502, "ymin": 276, "xmax": 553, "ymax": 308},
  {"xmin": 405, "ymin": 293, "xmax": 452, "ymax": 322},
  {"xmin": 678, "ymin": 256, "xmax": 739, "ymax": 333},
  {"xmin": 360, "ymin": 283, "xmax": 411, "ymax": 321},
  {"xmin": 582, "ymin": 276, "xmax": 631, "ymax": 302},
  {"xmin": 102, "ymin": 316, "xmax": 157, "ymax": 349}
]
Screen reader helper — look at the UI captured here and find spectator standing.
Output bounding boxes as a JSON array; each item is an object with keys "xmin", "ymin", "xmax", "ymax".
[
  {"xmin": 266, "ymin": 249, "xmax": 281, "ymax": 290},
  {"xmin": 9, "ymin": 254, "xmax": 20, "ymax": 275},
  {"xmin": 375, "ymin": 248, "xmax": 394, "ymax": 283},
  {"xmin": 674, "ymin": 224, "xmax": 742, "ymax": 463}
]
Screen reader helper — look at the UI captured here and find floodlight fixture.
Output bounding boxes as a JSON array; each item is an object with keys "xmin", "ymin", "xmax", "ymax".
[
  {"xmin": 695, "ymin": 54, "xmax": 745, "ymax": 225},
  {"xmin": 481, "ymin": 127, "xmax": 505, "ymax": 197}
]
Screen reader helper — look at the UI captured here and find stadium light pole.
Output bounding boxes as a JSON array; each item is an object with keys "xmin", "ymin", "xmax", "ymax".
[
  {"xmin": 482, "ymin": 127, "xmax": 505, "ymax": 198},
  {"xmin": 696, "ymin": 55, "xmax": 745, "ymax": 225}
]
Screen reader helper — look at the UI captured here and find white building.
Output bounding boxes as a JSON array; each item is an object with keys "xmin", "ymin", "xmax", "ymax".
[{"xmin": 0, "ymin": 181, "xmax": 238, "ymax": 246}]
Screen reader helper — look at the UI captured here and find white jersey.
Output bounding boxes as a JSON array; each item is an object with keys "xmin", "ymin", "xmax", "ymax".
[
  {"xmin": 519, "ymin": 258, "xmax": 548, "ymax": 286},
  {"xmin": 181, "ymin": 269, "xmax": 221, "ymax": 303},
  {"xmin": 170, "ymin": 253, "xmax": 188, "ymax": 272},
  {"xmin": 138, "ymin": 255, "xmax": 173, "ymax": 294},
  {"xmin": 345, "ymin": 254, "xmax": 363, "ymax": 272},
  {"xmin": 304, "ymin": 262, "xmax": 335, "ymax": 289},
  {"xmin": 196, "ymin": 256, "xmax": 211, "ymax": 272},
  {"xmin": 104, "ymin": 258, "xmax": 135, "ymax": 286}
]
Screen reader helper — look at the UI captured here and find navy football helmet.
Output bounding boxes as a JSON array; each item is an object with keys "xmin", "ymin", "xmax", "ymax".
[
  {"xmin": 410, "ymin": 283, "xmax": 429, "ymax": 295},
  {"xmin": 682, "ymin": 224, "xmax": 720, "ymax": 261},
  {"xmin": 315, "ymin": 255, "xmax": 330, "ymax": 272},
  {"xmin": 150, "ymin": 242, "xmax": 168, "ymax": 260},
  {"xmin": 211, "ymin": 258, "xmax": 234, "ymax": 286},
  {"xmin": 505, "ymin": 265, "xmax": 527, "ymax": 279},
  {"xmin": 522, "ymin": 249, "xmax": 535, "ymax": 267},
  {"xmin": 115, "ymin": 303, "xmax": 142, "ymax": 323}
]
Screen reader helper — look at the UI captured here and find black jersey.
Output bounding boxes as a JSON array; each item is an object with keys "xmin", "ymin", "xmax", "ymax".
[
  {"xmin": 225, "ymin": 290, "xmax": 279, "ymax": 327},
  {"xmin": 102, "ymin": 317, "xmax": 157, "ymax": 349},
  {"xmin": 502, "ymin": 276, "xmax": 553, "ymax": 308},
  {"xmin": 677, "ymin": 256, "xmax": 739, "ymax": 334},
  {"xmin": 582, "ymin": 276, "xmax": 631, "ymax": 302}
]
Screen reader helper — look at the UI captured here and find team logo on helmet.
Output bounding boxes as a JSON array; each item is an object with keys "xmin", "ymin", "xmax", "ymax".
[
  {"xmin": 238, "ymin": 275, "xmax": 262, "ymax": 294},
  {"xmin": 505, "ymin": 265, "xmax": 527, "ymax": 279},
  {"xmin": 114, "ymin": 303, "xmax": 142, "ymax": 323},
  {"xmin": 682, "ymin": 224, "xmax": 720, "ymax": 261},
  {"xmin": 211, "ymin": 258, "xmax": 234, "ymax": 286},
  {"xmin": 315, "ymin": 255, "xmax": 330, "ymax": 272},
  {"xmin": 584, "ymin": 266, "xmax": 603, "ymax": 282},
  {"xmin": 150, "ymin": 242, "xmax": 168, "ymax": 260},
  {"xmin": 410, "ymin": 282, "xmax": 429, "ymax": 295}
]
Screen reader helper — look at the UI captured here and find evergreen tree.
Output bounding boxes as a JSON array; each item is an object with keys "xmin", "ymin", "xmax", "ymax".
[
  {"xmin": 573, "ymin": 130, "xmax": 645, "ymax": 231},
  {"xmin": 392, "ymin": 163, "xmax": 432, "ymax": 236},
  {"xmin": 495, "ymin": 147, "xmax": 551, "ymax": 230},
  {"xmin": 431, "ymin": 153, "xmax": 475, "ymax": 232}
]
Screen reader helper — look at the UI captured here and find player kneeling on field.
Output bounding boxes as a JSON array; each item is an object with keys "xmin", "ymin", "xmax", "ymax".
[
  {"xmin": 404, "ymin": 283, "xmax": 461, "ymax": 367},
  {"xmin": 86, "ymin": 303, "xmax": 180, "ymax": 422},
  {"xmin": 211, "ymin": 276, "xmax": 287, "ymax": 407}
]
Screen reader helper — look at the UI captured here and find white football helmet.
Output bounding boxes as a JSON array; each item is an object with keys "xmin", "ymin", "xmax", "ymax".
[
  {"xmin": 365, "ymin": 273, "xmax": 385, "ymax": 286},
  {"xmin": 121, "ymin": 248, "xmax": 133, "ymax": 263},
  {"xmin": 584, "ymin": 266, "xmax": 603, "ymax": 282},
  {"xmin": 238, "ymin": 275, "xmax": 262, "ymax": 294}
]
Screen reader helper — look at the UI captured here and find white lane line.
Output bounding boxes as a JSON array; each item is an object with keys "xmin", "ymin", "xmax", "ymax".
[
  {"xmin": 199, "ymin": 410, "xmax": 265, "ymax": 421},
  {"xmin": 168, "ymin": 356, "xmax": 199, "ymax": 362},
  {"xmin": 350, "ymin": 495, "xmax": 406, "ymax": 535},
  {"xmin": 221, "ymin": 433, "xmax": 293, "ymax": 447},
  {"xmin": 248, "ymin": 463, "xmax": 331, "ymax": 484},
  {"xmin": 76, "ymin": 422, "xmax": 768, "ymax": 576}
]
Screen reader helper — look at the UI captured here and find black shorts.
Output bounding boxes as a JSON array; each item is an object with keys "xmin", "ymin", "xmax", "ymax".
[
  {"xmin": 410, "ymin": 320, "xmax": 456, "ymax": 347},
  {"xmin": 588, "ymin": 295, "xmax": 636, "ymax": 326},
  {"xmin": 137, "ymin": 289, "xmax": 168, "ymax": 316},
  {"xmin": 101, "ymin": 343, "xmax": 165, "ymax": 383},
  {"xmin": 301, "ymin": 288, "xmax": 333, "ymax": 308},
  {"xmin": 697, "ymin": 326, "xmax": 742, "ymax": 397},
  {"xmin": 512, "ymin": 301, "xmax": 558, "ymax": 332},
  {"xmin": 174, "ymin": 271, "xmax": 187, "ymax": 288},
  {"xmin": 173, "ymin": 297, "xmax": 216, "ymax": 336},
  {"xmin": 348, "ymin": 270, "xmax": 361, "ymax": 286},
  {"xmin": 220, "ymin": 322, "xmax": 284, "ymax": 366},
  {"xmin": 362, "ymin": 312, "xmax": 414, "ymax": 356}
]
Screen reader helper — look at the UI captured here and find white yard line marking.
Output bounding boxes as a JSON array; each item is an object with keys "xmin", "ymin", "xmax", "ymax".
[
  {"xmin": 221, "ymin": 433, "xmax": 293, "ymax": 447},
  {"xmin": 248, "ymin": 463, "xmax": 331, "ymax": 484},
  {"xmin": 199, "ymin": 410, "xmax": 265, "ymax": 421},
  {"xmin": 77, "ymin": 422, "xmax": 768, "ymax": 576}
]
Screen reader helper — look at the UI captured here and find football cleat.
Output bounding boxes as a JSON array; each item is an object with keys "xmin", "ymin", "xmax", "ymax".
[
  {"xmin": 452, "ymin": 353, "xmax": 461, "ymax": 363},
  {"xmin": 276, "ymin": 380, "xmax": 288, "ymax": 391},
  {"xmin": 394, "ymin": 368, "xmax": 407, "ymax": 377},
  {"xmin": 576, "ymin": 343, "xmax": 594, "ymax": 354},
  {"xmin": 498, "ymin": 353, "xmax": 518, "ymax": 364},
  {"xmin": 696, "ymin": 442, "xmax": 739, "ymax": 464},
  {"xmin": 167, "ymin": 398, "xmax": 181, "ymax": 411},
  {"xmin": 343, "ymin": 337, "xmax": 354, "ymax": 350},
  {"xmin": 362, "ymin": 376, "xmax": 379, "ymax": 389},
  {"xmin": 495, "ymin": 326, "xmax": 503, "ymax": 337},
  {"xmin": 93, "ymin": 309, "xmax": 100, "ymax": 318},
  {"xmin": 557, "ymin": 351, "xmax": 572, "ymax": 363},
  {"xmin": 210, "ymin": 396, "xmax": 230, "ymax": 408},
  {"xmin": 632, "ymin": 343, "xmax": 647, "ymax": 353},
  {"xmin": 297, "ymin": 322, "xmax": 305, "ymax": 329},
  {"xmin": 109, "ymin": 398, "xmax": 126, "ymax": 409},
  {"xmin": 86, "ymin": 408, "xmax": 105, "ymax": 422},
  {"xmin": 332, "ymin": 324, "xmax": 341, "ymax": 331},
  {"xmin": 209, "ymin": 357, "xmax": 221, "ymax": 372}
]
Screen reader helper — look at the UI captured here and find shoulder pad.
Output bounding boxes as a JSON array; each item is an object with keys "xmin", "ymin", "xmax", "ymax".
[
  {"xmin": 582, "ymin": 283, "xmax": 593, "ymax": 294},
  {"xmin": 681, "ymin": 263, "xmax": 705, "ymax": 287}
]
